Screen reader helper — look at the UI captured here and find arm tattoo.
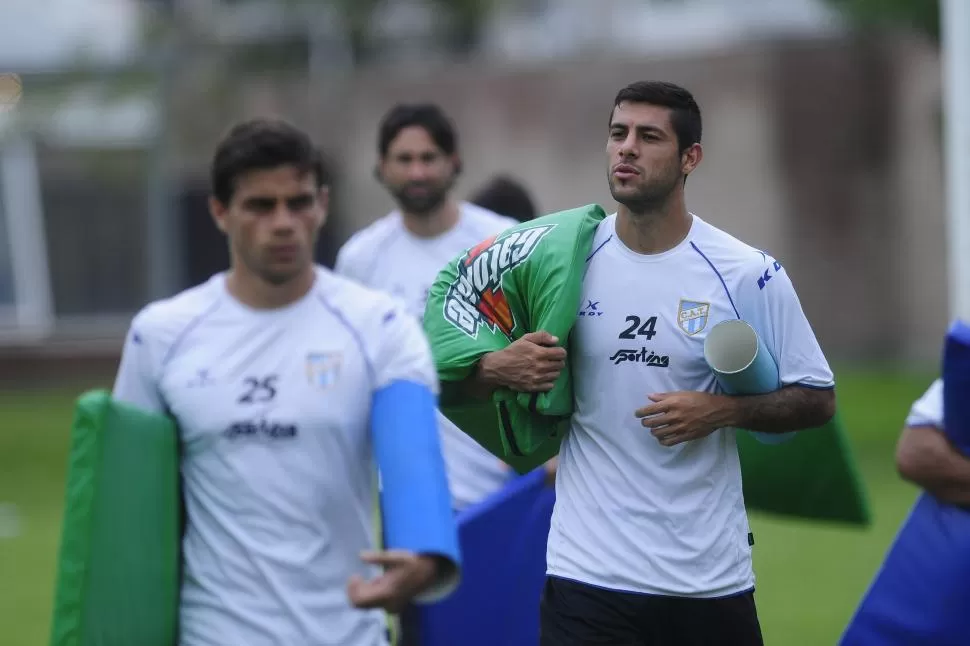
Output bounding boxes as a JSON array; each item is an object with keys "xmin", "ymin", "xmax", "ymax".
[{"xmin": 729, "ymin": 385, "xmax": 835, "ymax": 433}]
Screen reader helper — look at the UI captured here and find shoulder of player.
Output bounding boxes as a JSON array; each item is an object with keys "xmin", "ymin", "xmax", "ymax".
[
  {"xmin": 127, "ymin": 278, "xmax": 224, "ymax": 349},
  {"xmin": 336, "ymin": 212, "xmax": 403, "ymax": 262},
  {"xmin": 314, "ymin": 267, "xmax": 410, "ymax": 330},
  {"xmin": 458, "ymin": 202, "xmax": 518, "ymax": 236},
  {"xmin": 689, "ymin": 217, "xmax": 780, "ymax": 287}
]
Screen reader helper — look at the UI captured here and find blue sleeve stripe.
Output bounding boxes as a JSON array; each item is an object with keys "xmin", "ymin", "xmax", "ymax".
[
  {"xmin": 371, "ymin": 380, "xmax": 461, "ymax": 566},
  {"xmin": 161, "ymin": 299, "xmax": 223, "ymax": 366},
  {"xmin": 585, "ymin": 235, "xmax": 612, "ymax": 263},
  {"xmin": 690, "ymin": 242, "xmax": 740, "ymax": 319},
  {"xmin": 792, "ymin": 382, "xmax": 836, "ymax": 391},
  {"xmin": 316, "ymin": 294, "xmax": 376, "ymax": 387}
]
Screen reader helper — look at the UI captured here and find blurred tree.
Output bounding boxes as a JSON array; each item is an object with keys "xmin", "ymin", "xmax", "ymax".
[
  {"xmin": 428, "ymin": 0, "xmax": 496, "ymax": 54},
  {"xmin": 825, "ymin": 0, "xmax": 940, "ymax": 42},
  {"xmin": 330, "ymin": 0, "xmax": 383, "ymax": 61},
  {"xmin": 327, "ymin": 0, "xmax": 501, "ymax": 60}
]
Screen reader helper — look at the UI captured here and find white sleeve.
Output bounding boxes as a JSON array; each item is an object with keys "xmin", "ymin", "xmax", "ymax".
[
  {"xmin": 370, "ymin": 301, "xmax": 440, "ymax": 394},
  {"xmin": 334, "ymin": 240, "xmax": 363, "ymax": 282},
  {"xmin": 905, "ymin": 379, "xmax": 944, "ymax": 429},
  {"xmin": 333, "ymin": 243, "xmax": 351, "ymax": 276},
  {"xmin": 112, "ymin": 314, "xmax": 166, "ymax": 414},
  {"xmin": 737, "ymin": 254, "xmax": 835, "ymax": 389}
]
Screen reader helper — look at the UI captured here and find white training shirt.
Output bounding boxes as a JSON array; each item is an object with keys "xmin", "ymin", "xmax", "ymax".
[
  {"xmin": 112, "ymin": 266, "xmax": 441, "ymax": 646},
  {"xmin": 906, "ymin": 379, "xmax": 944, "ymax": 429},
  {"xmin": 335, "ymin": 201, "xmax": 519, "ymax": 511},
  {"xmin": 546, "ymin": 213, "xmax": 835, "ymax": 598}
]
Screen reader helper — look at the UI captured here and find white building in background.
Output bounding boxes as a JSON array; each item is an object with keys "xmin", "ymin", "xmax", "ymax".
[
  {"xmin": 480, "ymin": 0, "xmax": 843, "ymax": 61},
  {"xmin": 0, "ymin": 0, "xmax": 152, "ymax": 342},
  {"xmin": 0, "ymin": 0, "xmax": 143, "ymax": 70},
  {"xmin": 0, "ymin": 0, "xmax": 844, "ymax": 70}
]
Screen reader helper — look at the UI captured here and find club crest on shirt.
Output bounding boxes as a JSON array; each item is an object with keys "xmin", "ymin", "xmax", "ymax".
[
  {"xmin": 306, "ymin": 351, "xmax": 342, "ymax": 389},
  {"xmin": 677, "ymin": 299, "xmax": 710, "ymax": 336}
]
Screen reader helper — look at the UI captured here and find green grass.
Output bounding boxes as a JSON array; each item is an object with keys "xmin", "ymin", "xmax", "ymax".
[{"xmin": 0, "ymin": 370, "xmax": 937, "ymax": 646}]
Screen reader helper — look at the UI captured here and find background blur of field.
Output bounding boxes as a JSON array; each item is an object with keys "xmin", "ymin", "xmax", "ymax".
[{"xmin": 0, "ymin": 366, "xmax": 935, "ymax": 646}]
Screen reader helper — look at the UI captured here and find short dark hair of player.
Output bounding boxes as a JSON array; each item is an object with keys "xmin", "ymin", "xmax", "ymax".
[
  {"xmin": 377, "ymin": 103, "xmax": 459, "ymax": 158},
  {"xmin": 210, "ymin": 118, "xmax": 328, "ymax": 205},
  {"xmin": 469, "ymin": 175, "xmax": 538, "ymax": 223},
  {"xmin": 611, "ymin": 81, "xmax": 702, "ymax": 153}
]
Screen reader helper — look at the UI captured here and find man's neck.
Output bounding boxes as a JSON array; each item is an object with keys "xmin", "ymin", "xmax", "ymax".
[
  {"xmin": 225, "ymin": 265, "xmax": 317, "ymax": 310},
  {"xmin": 615, "ymin": 194, "xmax": 692, "ymax": 255},
  {"xmin": 401, "ymin": 199, "xmax": 460, "ymax": 238}
]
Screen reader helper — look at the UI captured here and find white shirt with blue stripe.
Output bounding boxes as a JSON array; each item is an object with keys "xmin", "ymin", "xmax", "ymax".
[
  {"xmin": 546, "ymin": 212, "xmax": 835, "ymax": 598},
  {"xmin": 112, "ymin": 266, "xmax": 440, "ymax": 646}
]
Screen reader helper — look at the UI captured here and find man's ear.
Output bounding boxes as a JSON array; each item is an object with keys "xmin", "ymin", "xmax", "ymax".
[
  {"xmin": 682, "ymin": 143, "xmax": 703, "ymax": 176},
  {"xmin": 451, "ymin": 154, "xmax": 463, "ymax": 177},
  {"xmin": 209, "ymin": 196, "xmax": 229, "ymax": 234}
]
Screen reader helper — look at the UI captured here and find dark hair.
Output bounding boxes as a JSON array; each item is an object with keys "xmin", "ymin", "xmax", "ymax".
[
  {"xmin": 378, "ymin": 103, "xmax": 458, "ymax": 158},
  {"xmin": 611, "ymin": 81, "xmax": 702, "ymax": 153},
  {"xmin": 469, "ymin": 175, "xmax": 538, "ymax": 223},
  {"xmin": 210, "ymin": 118, "xmax": 328, "ymax": 205}
]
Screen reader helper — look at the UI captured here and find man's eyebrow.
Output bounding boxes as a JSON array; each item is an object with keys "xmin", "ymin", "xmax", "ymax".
[{"xmin": 609, "ymin": 123, "xmax": 666, "ymax": 135}]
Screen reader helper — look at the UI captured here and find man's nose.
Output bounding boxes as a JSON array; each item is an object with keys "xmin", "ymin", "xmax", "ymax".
[
  {"xmin": 406, "ymin": 159, "xmax": 434, "ymax": 182},
  {"xmin": 269, "ymin": 204, "xmax": 298, "ymax": 231},
  {"xmin": 618, "ymin": 132, "xmax": 639, "ymax": 158}
]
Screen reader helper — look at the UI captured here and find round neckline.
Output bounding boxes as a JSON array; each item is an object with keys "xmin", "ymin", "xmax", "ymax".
[
  {"xmin": 395, "ymin": 203, "xmax": 468, "ymax": 245},
  {"xmin": 608, "ymin": 212, "xmax": 699, "ymax": 263},
  {"xmin": 216, "ymin": 270, "xmax": 320, "ymax": 317}
]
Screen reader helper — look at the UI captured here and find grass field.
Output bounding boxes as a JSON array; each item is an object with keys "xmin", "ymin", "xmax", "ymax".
[{"xmin": 0, "ymin": 368, "xmax": 935, "ymax": 646}]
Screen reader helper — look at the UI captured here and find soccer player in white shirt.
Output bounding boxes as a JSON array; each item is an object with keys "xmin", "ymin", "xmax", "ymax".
[
  {"xmin": 895, "ymin": 379, "xmax": 970, "ymax": 506},
  {"xmin": 334, "ymin": 103, "xmax": 523, "ymax": 512},
  {"xmin": 112, "ymin": 118, "xmax": 459, "ymax": 646},
  {"xmin": 464, "ymin": 81, "xmax": 836, "ymax": 645}
]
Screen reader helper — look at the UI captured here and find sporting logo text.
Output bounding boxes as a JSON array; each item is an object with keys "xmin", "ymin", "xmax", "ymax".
[{"xmin": 609, "ymin": 347, "xmax": 670, "ymax": 367}]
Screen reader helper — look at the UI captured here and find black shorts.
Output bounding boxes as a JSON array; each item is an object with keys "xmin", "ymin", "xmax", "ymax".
[{"xmin": 539, "ymin": 576, "xmax": 764, "ymax": 646}]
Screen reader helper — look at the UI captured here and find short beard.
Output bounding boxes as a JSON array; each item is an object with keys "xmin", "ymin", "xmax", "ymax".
[
  {"xmin": 610, "ymin": 174, "xmax": 681, "ymax": 216},
  {"xmin": 390, "ymin": 175, "xmax": 455, "ymax": 217},
  {"xmin": 393, "ymin": 189, "xmax": 449, "ymax": 216}
]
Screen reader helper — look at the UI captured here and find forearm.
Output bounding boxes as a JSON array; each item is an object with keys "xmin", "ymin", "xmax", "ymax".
[
  {"xmin": 450, "ymin": 353, "xmax": 503, "ymax": 403},
  {"xmin": 721, "ymin": 385, "xmax": 836, "ymax": 434},
  {"xmin": 897, "ymin": 426, "xmax": 970, "ymax": 506},
  {"xmin": 918, "ymin": 470, "xmax": 970, "ymax": 506}
]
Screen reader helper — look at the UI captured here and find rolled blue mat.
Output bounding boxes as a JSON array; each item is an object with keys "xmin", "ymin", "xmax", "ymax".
[
  {"xmin": 943, "ymin": 319, "xmax": 970, "ymax": 453},
  {"xmin": 703, "ymin": 319, "xmax": 794, "ymax": 445},
  {"xmin": 371, "ymin": 380, "xmax": 461, "ymax": 572}
]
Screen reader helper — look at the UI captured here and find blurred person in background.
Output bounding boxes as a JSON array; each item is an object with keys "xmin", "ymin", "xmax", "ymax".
[
  {"xmin": 112, "ymin": 118, "xmax": 459, "ymax": 646},
  {"xmin": 468, "ymin": 174, "xmax": 539, "ymax": 223},
  {"xmin": 335, "ymin": 103, "xmax": 520, "ymax": 514},
  {"xmin": 895, "ymin": 379, "xmax": 970, "ymax": 506}
]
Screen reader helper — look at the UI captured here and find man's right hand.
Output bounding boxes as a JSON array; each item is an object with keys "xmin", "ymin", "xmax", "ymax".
[{"xmin": 478, "ymin": 331, "xmax": 567, "ymax": 393}]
